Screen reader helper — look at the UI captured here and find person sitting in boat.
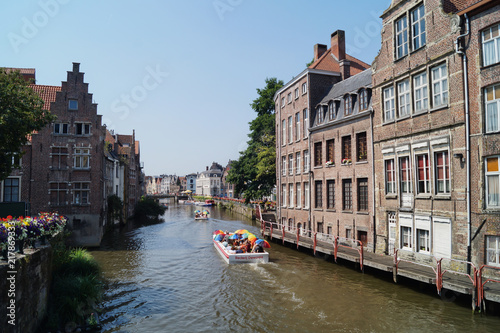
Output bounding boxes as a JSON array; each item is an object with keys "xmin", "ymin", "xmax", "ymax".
[{"xmin": 251, "ymin": 242, "xmax": 264, "ymax": 253}]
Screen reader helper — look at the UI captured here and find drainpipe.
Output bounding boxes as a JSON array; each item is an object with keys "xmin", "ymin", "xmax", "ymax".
[
  {"xmin": 307, "ymin": 73, "xmax": 312, "ymax": 235},
  {"xmin": 277, "ymin": 92, "xmax": 282, "ymax": 228},
  {"xmin": 370, "ymin": 108, "xmax": 376, "ymax": 253},
  {"xmin": 454, "ymin": 14, "xmax": 471, "ymax": 269}
]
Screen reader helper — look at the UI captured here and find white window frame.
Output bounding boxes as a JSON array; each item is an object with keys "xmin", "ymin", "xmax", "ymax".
[
  {"xmin": 75, "ymin": 123, "xmax": 91, "ymax": 136},
  {"xmin": 385, "ymin": 159, "xmax": 396, "ymax": 195},
  {"xmin": 304, "ymin": 182, "xmax": 310, "ymax": 209},
  {"xmin": 54, "ymin": 123, "xmax": 69, "ymax": 135},
  {"xmin": 486, "ymin": 236, "xmax": 500, "ymax": 267},
  {"xmin": 74, "ymin": 148, "xmax": 90, "ymax": 169},
  {"xmin": 282, "ymin": 119, "xmax": 286, "ymax": 146},
  {"xmin": 302, "ymin": 82, "xmax": 307, "ymax": 95},
  {"xmin": 383, "ymin": 86, "xmax": 395, "ymax": 122},
  {"xmin": 435, "ymin": 150, "xmax": 450, "ymax": 195},
  {"xmin": 73, "ymin": 182, "xmax": 90, "ymax": 205},
  {"xmin": 397, "ymin": 79, "xmax": 411, "ymax": 117},
  {"xmin": 2, "ymin": 177, "xmax": 20, "ymax": 202},
  {"xmin": 295, "ymin": 87, "xmax": 299, "ymax": 99},
  {"xmin": 411, "ymin": 5, "xmax": 426, "ymax": 51},
  {"xmin": 281, "ymin": 156, "xmax": 286, "ymax": 176},
  {"xmin": 401, "ymin": 226, "xmax": 412, "ymax": 250},
  {"xmin": 485, "ymin": 84, "xmax": 500, "ymax": 133},
  {"xmin": 395, "ymin": 16, "xmax": 408, "ymax": 59},
  {"xmin": 288, "ymin": 116, "xmax": 293, "ymax": 144},
  {"xmin": 431, "ymin": 64, "xmax": 448, "ymax": 108},
  {"xmin": 287, "ymin": 92, "xmax": 292, "ymax": 104},
  {"xmin": 289, "ymin": 154, "xmax": 293, "ymax": 175},
  {"xmin": 413, "ymin": 72, "xmax": 428, "ymax": 112},
  {"xmin": 415, "ymin": 153, "xmax": 431, "ymax": 195},
  {"xmin": 296, "ymin": 152, "xmax": 301, "ymax": 174},
  {"xmin": 482, "ymin": 24, "xmax": 500, "ymax": 67},
  {"xmin": 303, "ymin": 109, "xmax": 309, "ymax": 138},
  {"xmin": 281, "ymin": 97, "xmax": 285, "ymax": 108},
  {"xmin": 296, "ymin": 182, "xmax": 301, "ymax": 208},
  {"xmin": 289, "ymin": 183, "xmax": 294, "ymax": 208},
  {"xmin": 486, "ymin": 156, "xmax": 500, "ymax": 208},
  {"xmin": 281, "ymin": 184, "xmax": 286, "ymax": 207},
  {"xmin": 295, "ymin": 112, "xmax": 300, "ymax": 140},
  {"xmin": 68, "ymin": 99, "xmax": 78, "ymax": 110},
  {"xmin": 304, "ymin": 150, "xmax": 310, "ymax": 173}
]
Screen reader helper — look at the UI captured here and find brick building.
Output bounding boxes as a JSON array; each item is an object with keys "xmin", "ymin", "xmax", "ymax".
[
  {"xmin": 310, "ymin": 68, "xmax": 374, "ymax": 250},
  {"xmin": 447, "ymin": 0, "xmax": 500, "ymax": 271},
  {"xmin": 275, "ymin": 30, "xmax": 369, "ymax": 236},
  {"xmin": 372, "ymin": 0, "xmax": 469, "ymax": 266}
]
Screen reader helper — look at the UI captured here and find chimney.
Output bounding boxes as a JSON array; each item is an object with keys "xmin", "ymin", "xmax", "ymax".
[
  {"xmin": 72, "ymin": 62, "xmax": 80, "ymax": 73},
  {"xmin": 331, "ymin": 30, "xmax": 351, "ymax": 79},
  {"xmin": 331, "ymin": 30, "xmax": 346, "ymax": 61},
  {"xmin": 314, "ymin": 44, "xmax": 327, "ymax": 62},
  {"xmin": 206, "ymin": 166, "xmax": 209, "ymax": 171}
]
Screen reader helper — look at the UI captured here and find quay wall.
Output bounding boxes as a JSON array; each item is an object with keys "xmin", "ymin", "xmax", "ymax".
[
  {"xmin": 215, "ymin": 200, "xmax": 256, "ymax": 220},
  {"xmin": 0, "ymin": 246, "xmax": 52, "ymax": 333}
]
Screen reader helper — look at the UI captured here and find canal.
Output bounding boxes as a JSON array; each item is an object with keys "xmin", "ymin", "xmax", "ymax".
[{"xmin": 92, "ymin": 203, "xmax": 500, "ymax": 333}]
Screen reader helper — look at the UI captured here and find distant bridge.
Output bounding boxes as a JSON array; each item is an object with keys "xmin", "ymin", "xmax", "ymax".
[{"xmin": 147, "ymin": 194, "xmax": 189, "ymax": 201}]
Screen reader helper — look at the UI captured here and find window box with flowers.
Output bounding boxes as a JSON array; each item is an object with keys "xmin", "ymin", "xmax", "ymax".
[
  {"xmin": 325, "ymin": 160, "xmax": 334, "ymax": 167},
  {"xmin": 341, "ymin": 158, "xmax": 352, "ymax": 165}
]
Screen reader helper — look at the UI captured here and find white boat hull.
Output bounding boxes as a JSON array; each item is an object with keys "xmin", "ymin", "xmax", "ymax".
[{"xmin": 213, "ymin": 239, "xmax": 269, "ymax": 264}]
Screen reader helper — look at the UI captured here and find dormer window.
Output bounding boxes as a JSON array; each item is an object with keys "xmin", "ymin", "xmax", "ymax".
[
  {"xmin": 344, "ymin": 95, "xmax": 353, "ymax": 116},
  {"xmin": 328, "ymin": 101, "xmax": 335, "ymax": 120},
  {"xmin": 359, "ymin": 89, "xmax": 369, "ymax": 111},
  {"xmin": 317, "ymin": 106, "xmax": 324, "ymax": 124},
  {"xmin": 68, "ymin": 99, "xmax": 78, "ymax": 110}
]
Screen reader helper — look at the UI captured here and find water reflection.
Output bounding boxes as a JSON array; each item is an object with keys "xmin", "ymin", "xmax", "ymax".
[{"xmin": 91, "ymin": 204, "xmax": 500, "ymax": 333}]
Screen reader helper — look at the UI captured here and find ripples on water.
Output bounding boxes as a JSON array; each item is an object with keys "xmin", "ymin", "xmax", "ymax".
[{"xmin": 91, "ymin": 205, "xmax": 500, "ymax": 333}]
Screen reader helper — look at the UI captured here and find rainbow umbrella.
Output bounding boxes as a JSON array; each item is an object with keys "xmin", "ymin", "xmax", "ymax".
[
  {"xmin": 228, "ymin": 234, "xmax": 240, "ymax": 240},
  {"xmin": 234, "ymin": 229, "xmax": 249, "ymax": 234},
  {"xmin": 214, "ymin": 230, "xmax": 225, "ymax": 235},
  {"xmin": 241, "ymin": 233, "xmax": 250, "ymax": 239},
  {"xmin": 255, "ymin": 239, "xmax": 271, "ymax": 248},
  {"xmin": 248, "ymin": 234, "xmax": 257, "ymax": 244}
]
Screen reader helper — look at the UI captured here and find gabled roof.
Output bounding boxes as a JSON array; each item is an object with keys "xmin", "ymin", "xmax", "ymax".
[
  {"xmin": 308, "ymin": 51, "xmax": 369, "ymax": 76},
  {"xmin": 29, "ymin": 84, "xmax": 61, "ymax": 110},
  {"xmin": 319, "ymin": 69, "xmax": 372, "ymax": 104},
  {"xmin": 442, "ymin": 0, "xmax": 485, "ymax": 13}
]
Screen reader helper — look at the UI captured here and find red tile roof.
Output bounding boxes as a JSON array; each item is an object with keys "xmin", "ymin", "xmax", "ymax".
[
  {"xmin": 29, "ymin": 84, "xmax": 61, "ymax": 110},
  {"xmin": 442, "ymin": 0, "xmax": 486, "ymax": 13},
  {"xmin": 308, "ymin": 50, "xmax": 370, "ymax": 76}
]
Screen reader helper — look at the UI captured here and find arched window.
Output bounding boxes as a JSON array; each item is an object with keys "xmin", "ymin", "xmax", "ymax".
[
  {"xmin": 344, "ymin": 95, "xmax": 352, "ymax": 115},
  {"xmin": 359, "ymin": 88, "xmax": 369, "ymax": 111},
  {"xmin": 328, "ymin": 101, "xmax": 335, "ymax": 120}
]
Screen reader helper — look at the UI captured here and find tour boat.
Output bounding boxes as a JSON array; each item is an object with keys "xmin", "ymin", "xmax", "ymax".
[
  {"xmin": 194, "ymin": 215, "xmax": 209, "ymax": 221},
  {"xmin": 213, "ymin": 239, "xmax": 269, "ymax": 264}
]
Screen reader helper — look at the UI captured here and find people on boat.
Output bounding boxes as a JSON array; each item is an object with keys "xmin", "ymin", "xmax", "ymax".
[{"xmin": 251, "ymin": 242, "xmax": 264, "ymax": 253}]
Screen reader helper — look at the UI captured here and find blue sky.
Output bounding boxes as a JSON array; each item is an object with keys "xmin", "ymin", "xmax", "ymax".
[{"xmin": 1, "ymin": 0, "xmax": 388, "ymax": 176}]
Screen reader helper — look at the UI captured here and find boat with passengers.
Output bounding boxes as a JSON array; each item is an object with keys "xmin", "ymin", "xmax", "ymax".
[{"xmin": 212, "ymin": 229, "xmax": 269, "ymax": 264}]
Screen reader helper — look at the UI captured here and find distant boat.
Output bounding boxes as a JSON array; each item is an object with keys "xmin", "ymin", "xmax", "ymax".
[{"xmin": 194, "ymin": 209, "xmax": 209, "ymax": 220}]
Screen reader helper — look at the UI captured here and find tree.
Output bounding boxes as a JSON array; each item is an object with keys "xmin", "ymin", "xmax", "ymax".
[
  {"xmin": 0, "ymin": 69, "xmax": 55, "ymax": 181},
  {"xmin": 227, "ymin": 77, "xmax": 283, "ymax": 202}
]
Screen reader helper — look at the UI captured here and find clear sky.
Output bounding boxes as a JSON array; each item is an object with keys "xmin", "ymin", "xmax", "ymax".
[{"xmin": 1, "ymin": 0, "xmax": 388, "ymax": 176}]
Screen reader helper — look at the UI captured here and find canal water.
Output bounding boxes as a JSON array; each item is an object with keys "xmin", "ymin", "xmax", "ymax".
[{"xmin": 92, "ymin": 203, "xmax": 500, "ymax": 333}]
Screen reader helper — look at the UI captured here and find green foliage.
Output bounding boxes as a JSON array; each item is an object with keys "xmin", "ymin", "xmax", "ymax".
[
  {"xmin": 0, "ymin": 69, "xmax": 56, "ymax": 181},
  {"xmin": 133, "ymin": 196, "xmax": 167, "ymax": 222},
  {"xmin": 227, "ymin": 77, "xmax": 283, "ymax": 202},
  {"xmin": 306, "ymin": 58, "xmax": 315, "ymax": 67}
]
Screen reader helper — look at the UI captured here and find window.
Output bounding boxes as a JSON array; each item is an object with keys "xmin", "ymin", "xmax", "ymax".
[
  {"xmin": 326, "ymin": 139, "xmax": 334, "ymax": 164},
  {"xmin": 304, "ymin": 182, "xmax": 310, "ymax": 208},
  {"xmin": 289, "ymin": 154, "xmax": 293, "ymax": 175},
  {"xmin": 296, "ymin": 152, "xmax": 301, "ymax": 174},
  {"xmin": 287, "ymin": 92, "xmax": 292, "ymax": 103},
  {"xmin": 486, "ymin": 156, "xmax": 500, "ymax": 207},
  {"xmin": 51, "ymin": 147, "xmax": 68, "ymax": 169},
  {"xmin": 303, "ymin": 109, "xmax": 309, "ymax": 138},
  {"xmin": 327, "ymin": 180, "xmax": 335, "ymax": 209},
  {"xmin": 328, "ymin": 101, "xmax": 335, "ymax": 120},
  {"xmin": 344, "ymin": 95, "xmax": 352, "ymax": 116},
  {"xmin": 395, "ymin": 16, "xmax": 408, "ymax": 59},
  {"xmin": 3, "ymin": 178, "xmax": 19, "ymax": 202},
  {"xmin": 281, "ymin": 156, "xmax": 286, "ymax": 176},
  {"xmin": 359, "ymin": 89, "xmax": 369, "ymax": 111},
  {"xmin": 49, "ymin": 182, "xmax": 67, "ymax": 206},
  {"xmin": 435, "ymin": 151, "xmax": 450, "ymax": 194},
  {"xmin": 400, "ymin": 156, "xmax": 412, "ymax": 194},
  {"xmin": 342, "ymin": 136, "xmax": 351, "ymax": 162},
  {"xmin": 75, "ymin": 123, "xmax": 90, "ymax": 135},
  {"xmin": 411, "ymin": 5, "xmax": 426, "ymax": 50},
  {"xmin": 383, "ymin": 86, "xmax": 395, "ymax": 121},
  {"xmin": 282, "ymin": 119, "xmax": 286, "ymax": 145},
  {"xmin": 385, "ymin": 159, "xmax": 396, "ymax": 194},
  {"xmin": 431, "ymin": 64, "xmax": 448, "ymax": 107},
  {"xmin": 68, "ymin": 99, "xmax": 78, "ymax": 110},
  {"xmin": 281, "ymin": 97, "xmax": 285, "ymax": 108},
  {"xmin": 417, "ymin": 229, "xmax": 430, "ymax": 253},
  {"xmin": 296, "ymin": 182, "xmax": 301, "ymax": 208},
  {"xmin": 358, "ymin": 178, "xmax": 368, "ymax": 211},
  {"xmin": 342, "ymin": 179, "xmax": 352, "ymax": 210},
  {"xmin": 289, "ymin": 183, "xmax": 294, "ymax": 207},
  {"xmin": 288, "ymin": 116, "xmax": 293, "ymax": 144},
  {"xmin": 314, "ymin": 142, "xmax": 322, "ymax": 167},
  {"xmin": 302, "ymin": 82, "xmax": 307, "ymax": 94},
  {"xmin": 401, "ymin": 226, "xmax": 412, "ymax": 249},
  {"xmin": 317, "ymin": 106, "xmax": 324, "ymax": 124},
  {"xmin": 486, "ymin": 236, "xmax": 500, "ymax": 267},
  {"xmin": 304, "ymin": 150, "xmax": 310, "ymax": 172},
  {"xmin": 413, "ymin": 72, "xmax": 428, "ymax": 112},
  {"xmin": 295, "ymin": 87, "xmax": 299, "ymax": 99},
  {"xmin": 73, "ymin": 182, "xmax": 89, "ymax": 204},
  {"xmin": 398, "ymin": 79, "xmax": 411, "ymax": 117},
  {"xmin": 486, "ymin": 84, "xmax": 500, "ymax": 133},
  {"xmin": 315, "ymin": 180, "xmax": 323, "ymax": 209},
  {"xmin": 482, "ymin": 24, "xmax": 500, "ymax": 67},
  {"xmin": 416, "ymin": 154, "xmax": 431, "ymax": 194},
  {"xmin": 356, "ymin": 132, "xmax": 367, "ymax": 162},
  {"xmin": 54, "ymin": 123, "xmax": 69, "ymax": 134},
  {"xmin": 74, "ymin": 148, "xmax": 90, "ymax": 169},
  {"xmin": 281, "ymin": 184, "xmax": 286, "ymax": 207},
  {"xmin": 295, "ymin": 112, "xmax": 300, "ymax": 140}
]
